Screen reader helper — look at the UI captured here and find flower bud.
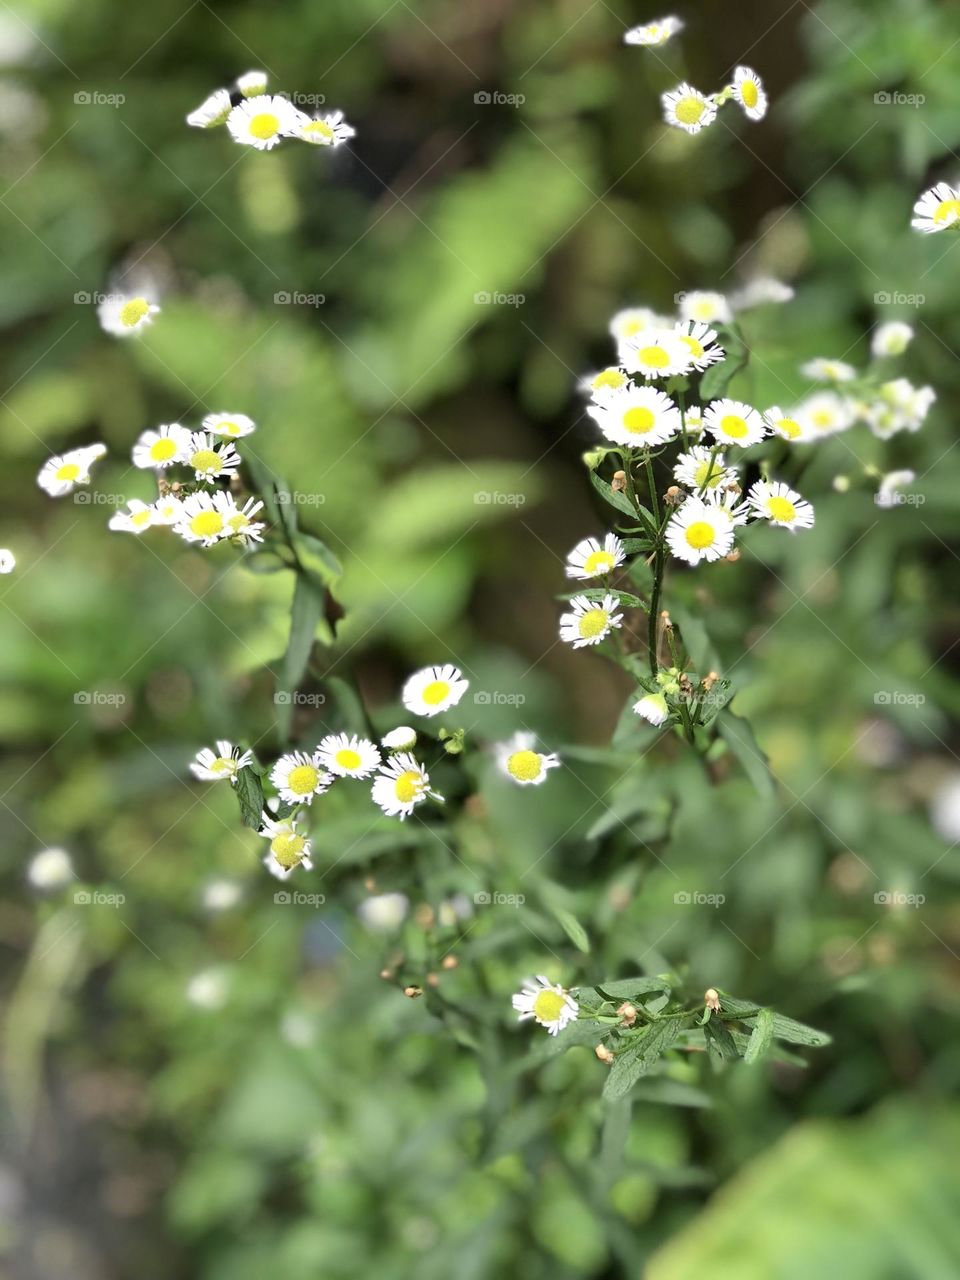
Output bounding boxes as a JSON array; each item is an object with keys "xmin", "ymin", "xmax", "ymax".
[
  {"xmin": 403, "ymin": 985, "xmax": 423, "ymax": 999},
  {"xmin": 611, "ymin": 470, "xmax": 628, "ymax": 493},
  {"xmin": 617, "ymin": 1001, "xmax": 638, "ymax": 1026},
  {"xmin": 704, "ymin": 988, "xmax": 721, "ymax": 1012},
  {"xmin": 595, "ymin": 1044, "xmax": 615, "ymax": 1065},
  {"xmin": 665, "ymin": 485, "xmax": 683, "ymax": 505},
  {"xmin": 441, "ymin": 954, "xmax": 459, "ymax": 970}
]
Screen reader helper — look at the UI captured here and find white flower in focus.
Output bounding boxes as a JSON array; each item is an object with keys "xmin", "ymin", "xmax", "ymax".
[
  {"xmin": 732, "ymin": 65, "xmax": 767, "ymax": 120},
  {"xmin": 912, "ymin": 182, "xmax": 960, "ymax": 234},
  {"xmin": 317, "ymin": 732, "xmax": 381, "ymax": 779},
  {"xmin": 382, "ymin": 726, "xmax": 417, "ymax": 752},
  {"xmin": 226, "ymin": 94, "xmax": 305, "ymax": 150},
  {"xmin": 634, "ymin": 692, "xmax": 670, "ymax": 725},
  {"xmin": 186, "ymin": 88, "xmax": 232, "ymax": 128},
  {"xmin": 665, "ymin": 496, "xmax": 737, "ymax": 565},
  {"xmin": 27, "ymin": 847, "xmax": 74, "ymax": 890},
  {"xmin": 132, "ymin": 423, "xmax": 191, "ymax": 470},
  {"xmin": 624, "ymin": 15, "xmax": 683, "ymax": 46},
  {"xmin": 271, "ymin": 751, "xmax": 332, "ymax": 805},
  {"xmin": 295, "ymin": 110, "xmax": 355, "ymax": 147},
  {"xmin": 186, "ymin": 432, "xmax": 241, "ymax": 483},
  {"xmin": 662, "ymin": 83, "xmax": 717, "ymax": 134},
  {"xmin": 402, "ymin": 664, "xmax": 469, "ymax": 717},
  {"xmin": 678, "ymin": 291, "xmax": 732, "ymax": 325},
  {"xmin": 801, "ymin": 357, "xmax": 857, "ymax": 383},
  {"xmin": 108, "ymin": 499, "xmax": 155, "ymax": 535},
  {"xmin": 357, "ymin": 891, "xmax": 409, "ymax": 932},
  {"xmin": 674, "ymin": 321, "xmax": 725, "ymax": 370},
  {"xmin": 579, "ymin": 366, "xmax": 631, "ymax": 404},
  {"xmin": 202, "ymin": 412, "xmax": 256, "ymax": 438},
  {"xmin": 559, "ymin": 593, "xmax": 624, "ymax": 648},
  {"xmin": 0, "ymin": 548, "xmax": 14, "ymax": 574},
  {"xmin": 236, "ymin": 70, "xmax": 268, "ymax": 97},
  {"xmin": 259, "ymin": 813, "xmax": 313, "ymax": 879},
  {"xmin": 495, "ymin": 731, "xmax": 560, "ymax": 786},
  {"xmin": 190, "ymin": 740, "xmax": 254, "ymax": 783},
  {"xmin": 673, "ymin": 446, "xmax": 738, "ymax": 493},
  {"xmin": 871, "ymin": 322, "xmax": 914, "ymax": 359},
  {"xmin": 588, "ymin": 384, "xmax": 681, "ymax": 447},
  {"xmin": 763, "ymin": 406, "xmax": 807, "ymax": 442},
  {"xmin": 371, "ymin": 752, "xmax": 440, "ymax": 820},
  {"xmin": 98, "ymin": 293, "xmax": 160, "ymax": 336},
  {"xmin": 173, "ymin": 492, "xmax": 231, "ymax": 546},
  {"xmin": 37, "ymin": 444, "xmax": 106, "ymax": 497},
  {"xmin": 512, "ymin": 975, "xmax": 579, "ymax": 1036},
  {"xmin": 215, "ymin": 493, "xmax": 265, "ymax": 545},
  {"xmin": 565, "ymin": 533, "xmax": 625, "ymax": 580},
  {"xmin": 620, "ymin": 331, "xmax": 693, "ymax": 379},
  {"xmin": 746, "ymin": 479, "xmax": 815, "ymax": 531},
  {"xmin": 703, "ymin": 399, "xmax": 766, "ymax": 447}
]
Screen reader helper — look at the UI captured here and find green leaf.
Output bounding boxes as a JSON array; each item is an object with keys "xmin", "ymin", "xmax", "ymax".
[
  {"xmin": 550, "ymin": 905, "xmax": 590, "ymax": 953},
  {"xmin": 699, "ymin": 348, "xmax": 748, "ymax": 401},
  {"xmin": 603, "ymin": 1018, "xmax": 683, "ymax": 1101},
  {"xmin": 718, "ymin": 995, "xmax": 832, "ymax": 1047},
  {"xmin": 743, "ymin": 1007, "xmax": 775, "ymax": 1064},
  {"xmin": 557, "ymin": 587, "xmax": 647, "ymax": 609},
  {"xmin": 233, "ymin": 765, "xmax": 265, "ymax": 831},
  {"xmin": 292, "ymin": 532, "xmax": 342, "ymax": 587},
  {"xmin": 242, "ymin": 548, "xmax": 291, "ymax": 575},
  {"xmin": 590, "ymin": 469, "xmax": 640, "ymax": 521},
  {"xmin": 276, "ymin": 574, "xmax": 329, "ymax": 740},
  {"xmin": 717, "ymin": 710, "xmax": 776, "ymax": 798},
  {"xmin": 592, "ymin": 977, "xmax": 672, "ymax": 1001}
]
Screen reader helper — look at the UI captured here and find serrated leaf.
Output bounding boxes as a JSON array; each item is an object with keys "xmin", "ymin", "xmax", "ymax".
[
  {"xmin": 603, "ymin": 1018, "xmax": 683, "ymax": 1101},
  {"xmin": 233, "ymin": 765, "xmax": 264, "ymax": 831},
  {"xmin": 743, "ymin": 1007, "xmax": 775, "ymax": 1063},
  {"xmin": 718, "ymin": 995, "xmax": 832, "ymax": 1047}
]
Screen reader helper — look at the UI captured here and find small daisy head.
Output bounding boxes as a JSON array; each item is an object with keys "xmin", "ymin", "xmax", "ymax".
[
  {"xmin": 673, "ymin": 446, "xmax": 738, "ymax": 493},
  {"xmin": 559, "ymin": 593, "xmax": 624, "ymax": 649},
  {"xmin": 633, "ymin": 691, "xmax": 670, "ymax": 726},
  {"xmin": 132, "ymin": 422, "xmax": 191, "ymax": 470},
  {"xmin": 703, "ymin": 399, "xmax": 766, "ymax": 447},
  {"xmin": 763, "ymin": 406, "xmax": 807, "ymax": 442},
  {"xmin": 0, "ymin": 549, "xmax": 15, "ymax": 574},
  {"xmin": 97, "ymin": 293, "xmax": 160, "ymax": 337},
  {"xmin": 662, "ymin": 83, "xmax": 717, "ymax": 135},
  {"xmin": 871, "ymin": 322, "xmax": 914, "ymax": 359},
  {"xmin": 382, "ymin": 726, "xmax": 418, "ymax": 752},
  {"xmin": 495, "ymin": 732, "xmax": 561, "ymax": 786},
  {"xmin": 674, "ymin": 321, "xmax": 725, "ymax": 371},
  {"xmin": 730, "ymin": 277, "xmax": 794, "ymax": 309},
  {"xmin": 565, "ymin": 533, "xmax": 625, "ymax": 580},
  {"xmin": 270, "ymin": 751, "xmax": 332, "ymax": 805},
  {"xmin": 37, "ymin": 444, "xmax": 106, "ymax": 497},
  {"xmin": 912, "ymin": 182, "xmax": 960, "ymax": 234},
  {"xmin": 609, "ymin": 307, "xmax": 663, "ymax": 341},
  {"xmin": 186, "ymin": 88, "xmax": 232, "ymax": 128},
  {"xmin": 747, "ymin": 479, "xmax": 815, "ymax": 531},
  {"xmin": 190, "ymin": 740, "xmax": 254, "ymax": 783},
  {"xmin": 678, "ymin": 291, "xmax": 733, "ymax": 325},
  {"xmin": 732, "ymin": 66, "xmax": 767, "ymax": 120},
  {"xmin": 173, "ymin": 492, "xmax": 230, "ymax": 546},
  {"xmin": 371, "ymin": 752, "xmax": 438, "ymax": 819},
  {"xmin": 187, "ymin": 431, "xmax": 241, "ymax": 483},
  {"xmin": 151, "ymin": 494, "xmax": 185, "ymax": 525},
  {"xmin": 317, "ymin": 732, "xmax": 381, "ymax": 779},
  {"xmin": 226, "ymin": 94, "xmax": 304, "ymax": 150},
  {"xmin": 215, "ymin": 492, "xmax": 265, "ymax": 545},
  {"xmin": 579, "ymin": 366, "xmax": 631, "ymax": 404},
  {"xmin": 202, "ymin": 411, "xmax": 256, "ymax": 439},
  {"xmin": 624, "ymin": 15, "xmax": 683, "ymax": 46},
  {"xmin": 512, "ymin": 975, "xmax": 578, "ymax": 1036},
  {"xmin": 684, "ymin": 403, "xmax": 704, "ymax": 433},
  {"xmin": 801, "ymin": 357, "xmax": 857, "ymax": 384},
  {"xmin": 295, "ymin": 109, "xmax": 355, "ymax": 147},
  {"xmin": 259, "ymin": 813, "xmax": 313, "ymax": 880},
  {"xmin": 665, "ymin": 496, "xmax": 737, "ymax": 565},
  {"xmin": 588, "ymin": 384, "xmax": 681, "ymax": 448},
  {"xmin": 795, "ymin": 391, "xmax": 854, "ymax": 438},
  {"xmin": 108, "ymin": 499, "xmax": 155, "ymax": 536},
  {"xmin": 401, "ymin": 664, "xmax": 469, "ymax": 718},
  {"xmin": 236, "ymin": 70, "xmax": 268, "ymax": 98},
  {"xmin": 620, "ymin": 330, "xmax": 694, "ymax": 380}
]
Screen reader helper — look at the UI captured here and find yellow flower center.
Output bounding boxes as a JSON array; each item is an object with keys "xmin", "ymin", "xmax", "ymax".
[
  {"xmin": 636, "ymin": 344, "xmax": 670, "ymax": 369},
  {"xmin": 680, "ymin": 335, "xmax": 705, "ymax": 358},
  {"xmin": 421, "ymin": 680, "xmax": 450, "ymax": 706},
  {"xmin": 335, "ymin": 748, "xmax": 362, "ymax": 771},
  {"xmin": 685, "ymin": 521, "xmax": 715, "ymax": 550},
  {"xmin": 210, "ymin": 757, "xmax": 235, "ymax": 773},
  {"xmin": 741, "ymin": 80, "xmax": 759, "ymax": 108},
  {"xmin": 812, "ymin": 410, "xmax": 833, "ymax": 429},
  {"xmin": 767, "ymin": 496, "xmax": 796, "ymax": 522},
  {"xmin": 271, "ymin": 832, "xmax": 306, "ymax": 868},
  {"xmin": 623, "ymin": 406, "xmax": 656, "ymax": 434},
  {"xmin": 220, "ymin": 421, "xmax": 241, "ymax": 434},
  {"xmin": 394, "ymin": 770, "xmax": 423, "ymax": 804},
  {"xmin": 120, "ymin": 297, "xmax": 150, "ymax": 327},
  {"xmin": 582, "ymin": 550, "xmax": 615, "ymax": 575},
  {"xmin": 694, "ymin": 460, "xmax": 722, "ymax": 488},
  {"xmin": 287, "ymin": 764, "xmax": 320, "ymax": 795},
  {"xmin": 149, "ymin": 438, "xmax": 178, "ymax": 461},
  {"xmin": 304, "ymin": 120, "xmax": 335, "ymax": 141},
  {"xmin": 776, "ymin": 417, "xmax": 802, "ymax": 439},
  {"xmin": 508, "ymin": 750, "xmax": 542, "ymax": 782},
  {"xmin": 720, "ymin": 414, "xmax": 748, "ymax": 438},
  {"xmin": 593, "ymin": 369, "xmax": 626, "ymax": 390},
  {"xmin": 131, "ymin": 509, "xmax": 152, "ymax": 527},
  {"xmin": 191, "ymin": 449, "xmax": 221, "ymax": 473},
  {"xmin": 533, "ymin": 990, "xmax": 566, "ymax": 1022},
  {"xmin": 934, "ymin": 199, "xmax": 960, "ymax": 224},
  {"xmin": 189, "ymin": 511, "xmax": 224, "ymax": 538},
  {"xmin": 249, "ymin": 112, "xmax": 280, "ymax": 140},
  {"xmin": 578, "ymin": 608, "xmax": 608, "ymax": 639},
  {"xmin": 676, "ymin": 96, "xmax": 705, "ymax": 125},
  {"xmin": 55, "ymin": 462, "xmax": 81, "ymax": 482}
]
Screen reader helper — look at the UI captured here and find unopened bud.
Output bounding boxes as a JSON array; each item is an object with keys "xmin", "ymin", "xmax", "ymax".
[
  {"xmin": 833, "ymin": 474, "xmax": 851, "ymax": 493},
  {"xmin": 426, "ymin": 972, "xmax": 440, "ymax": 988},
  {"xmin": 724, "ymin": 548, "xmax": 741, "ymax": 563},
  {"xmin": 595, "ymin": 1043, "xmax": 615, "ymax": 1065},
  {"xmin": 403, "ymin": 985, "xmax": 423, "ymax": 999},
  {"xmin": 704, "ymin": 988, "xmax": 721, "ymax": 1012},
  {"xmin": 379, "ymin": 968, "xmax": 394, "ymax": 981},
  {"xmin": 617, "ymin": 1001, "xmax": 638, "ymax": 1027},
  {"xmin": 441, "ymin": 954, "xmax": 459, "ymax": 970},
  {"xmin": 665, "ymin": 485, "xmax": 683, "ymax": 505},
  {"xmin": 611, "ymin": 470, "xmax": 628, "ymax": 493},
  {"xmin": 660, "ymin": 609, "xmax": 673, "ymax": 630}
]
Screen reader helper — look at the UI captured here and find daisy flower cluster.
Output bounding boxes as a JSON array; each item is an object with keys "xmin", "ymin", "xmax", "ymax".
[
  {"xmin": 662, "ymin": 66, "xmax": 767, "ymax": 135},
  {"xmin": 186, "ymin": 69, "xmax": 355, "ymax": 152}
]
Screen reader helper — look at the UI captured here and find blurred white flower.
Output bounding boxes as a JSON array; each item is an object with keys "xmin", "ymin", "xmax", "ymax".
[
  {"xmin": 357, "ymin": 892, "xmax": 409, "ymax": 932},
  {"xmin": 27, "ymin": 847, "xmax": 74, "ymax": 890},
  {"xmin": 186, "ymin": 968, "xmax": 230, "ymax": 1010}
]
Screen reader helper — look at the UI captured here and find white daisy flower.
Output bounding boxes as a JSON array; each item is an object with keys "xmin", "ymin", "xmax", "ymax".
[
  {"xmin": 402, "ymin": 664, "xmax": 469, "ymax": 718},
  {"xmin": 801, "ymin": 357, "xmax": 857, "ymax": 383},
  {"xmin": 729, "ymin": 277, "xmax": 794, "ymax": 309},
  {"xmin": 880, "ymin": 378, "xmax": 936, "ymax": 427},
  {"xmin": 634, "ymin": 691, "xmax": 670, "ymax": 725},
  {"xmin": 609, "ymin": 307, "xmax": 663, "ymax": 341},
  {"xmin": 732, "ymin": 66, "xmax": 767, "ymax": 120},
  {"xmin": 871, "ymin": 322, "xmax": 914, "ymax": 358},
  {"xmin": 236, "ymin": 70, "xmax": 268, "ymax": 98},
  {"xmin": 662, "ymin": 83, "xmax": 717, "ymax": 134},
  {"xmin": 190, "ymin": 740, "xmax": 254, "ymax": 783},
  {"xmin": 624, "ymin": 15, "xmax": 683, "ymax": 46},
  {"xmin": 270, "ymin": 751, "xmax": 332, "ymax": 805},
  {"xmin": 371, "ymin": 752, "xmax": 440, "ymax": 820},
  {"xmin": 665, "ymin": 496, "xmax": 737, "ymax": 565},
  {"xmin": 511, "ymin": 975, "xmax": 578, "ymax": 1036},
  {"xmin": 912, "ymin": 182, "xmax": 960, "ymax": 234},
  {"xmin": 747, "ymin": 479, "xmax": 815, "ymax": 531},
  {"xmin": 587, "ymin": 384, "xmax": 681, "ymax": 448},
  {"xmin": 673, "ymin": 446, "xmax": 738, "ymax": 493},
  {"xmin": 703, "ymin": 399, "xmax": 766, "ymax": 447},
  {"xmin": 226, "ymin": 94, "xmax": 305, "ymax": 150},
  {"xmin": 173, "ymin": 491, "xmax": 232, "ymax": 546},
  {"xmin": 620, "ymin": 331, "xmax": 693, "ymax": 380},
  {"xmin": 27, "ymin": 847, "xmax": 74, "ymax": 890},
  {"xmin": 495, "ymin": 731, "xmax": 560, "ymax": 786},
  {"xmin": 186, "ymin": 88, "xmax": 232, "ymax": 128},
  {"xmin": 357, "ymin": 892, "xmax": 410, "ymax": 932},
  {"xmin": 674, "ymin": 321, "xmax": 725, "ymax": 370},
  {"xmin": 202, "ymin": 411, "xmax": 256, "ymax": 439},
  {"xmin": 108, "ymin": 499, "xmax": 155, "ymax": 535},
  {"xmin": 151, "ymin": 494, "xmax": 184, "ymax": 525},
  {"xmin": 131, "ymin": 422, "xmax": 191, "ymax": 470},
  {"xmin": 97, "ymin": 292, "xmax": 160, "ymax": 336},
  {"xmin": 215, "ymin": 492, "xmax": 266, "ymax": 545},
  {"xmin": 795, "ymin": 391, "xmax": 854, "ymax": 438},
  {"xmin": 382, "ymin": 726, "xmax": 417, "ymax": 752},
  {"xmin": 559, "ymin": 593, "xmax": 624, "ymax": 648},
  {"xmin": 684, "ymin": 403, "xmax": 704, "ymax": 433},
  {"xmin": 259, "ymin": 813, "xmax": 313, "ymax": 880},
  {"xmin": 317, "ymin": 732, "xmax": 381, "ymax": 779},
  {"xmin": 37, "ymin": 443, "xmax": 106, "ymax": 497},
  {"xmin": 763, "ymin": 406, "xmax": 807, "ymax": 442},
  {"xmin": 679, "ymin": 291, "xmax": 732, "ymax": 325},
  {"xmin": 295, "ymin": 109, "xmax": 355, "ymax": 147},
  {"xmin": 565, "ymin": 533, "xmax": 626, "ymax": 580},
  {"xmin": 876, "ymin": 469, "xmax": 917, "ymax": 508},
  {"xmin": 186, "ymin": 431, "xmax": 241, "ymax": 483},
  {"xmin": 579, "ymin": 366, "xmax": 631, "ymax": 403},
  {"xmin": 0, "ymin": 549, "xmax": 15, "ymax": 574}
]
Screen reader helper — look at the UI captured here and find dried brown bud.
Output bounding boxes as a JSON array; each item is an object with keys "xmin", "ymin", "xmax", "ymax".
[
  {"xmin": 403, "ymin": 985, "xmax": 423, "ymax": 999},
  {"xmin": 441, "ymin": 955, "xmax": 459, "ymax": 970},
  {"xmin": 724, "ymin": 548, "xmax": 741, "ymax": 563},
  {"xmin": 617, "ymin": 1001, "xmax": 638, "ymax": 1027},
  {"xmin": 704, "ymin": 988, "xmax": 721, "ymax": 1012},
  {"xmin": 611, "ymin": 470, "xmax": 628, "ymax": 493},
  {"xmin": 595, "ymin": 1044, "xmax": 615, "ymax": 1065},
  {"xmin": 701, "ymin": 670, "xmax": 719, "ymax": 693},
  {"xmin": 665, "ymin": 485, "xmax": 683, "ymax": 506},
  {"xmin": 660, "ymin": 609, "xmax": 673, "ymax": 629}
]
